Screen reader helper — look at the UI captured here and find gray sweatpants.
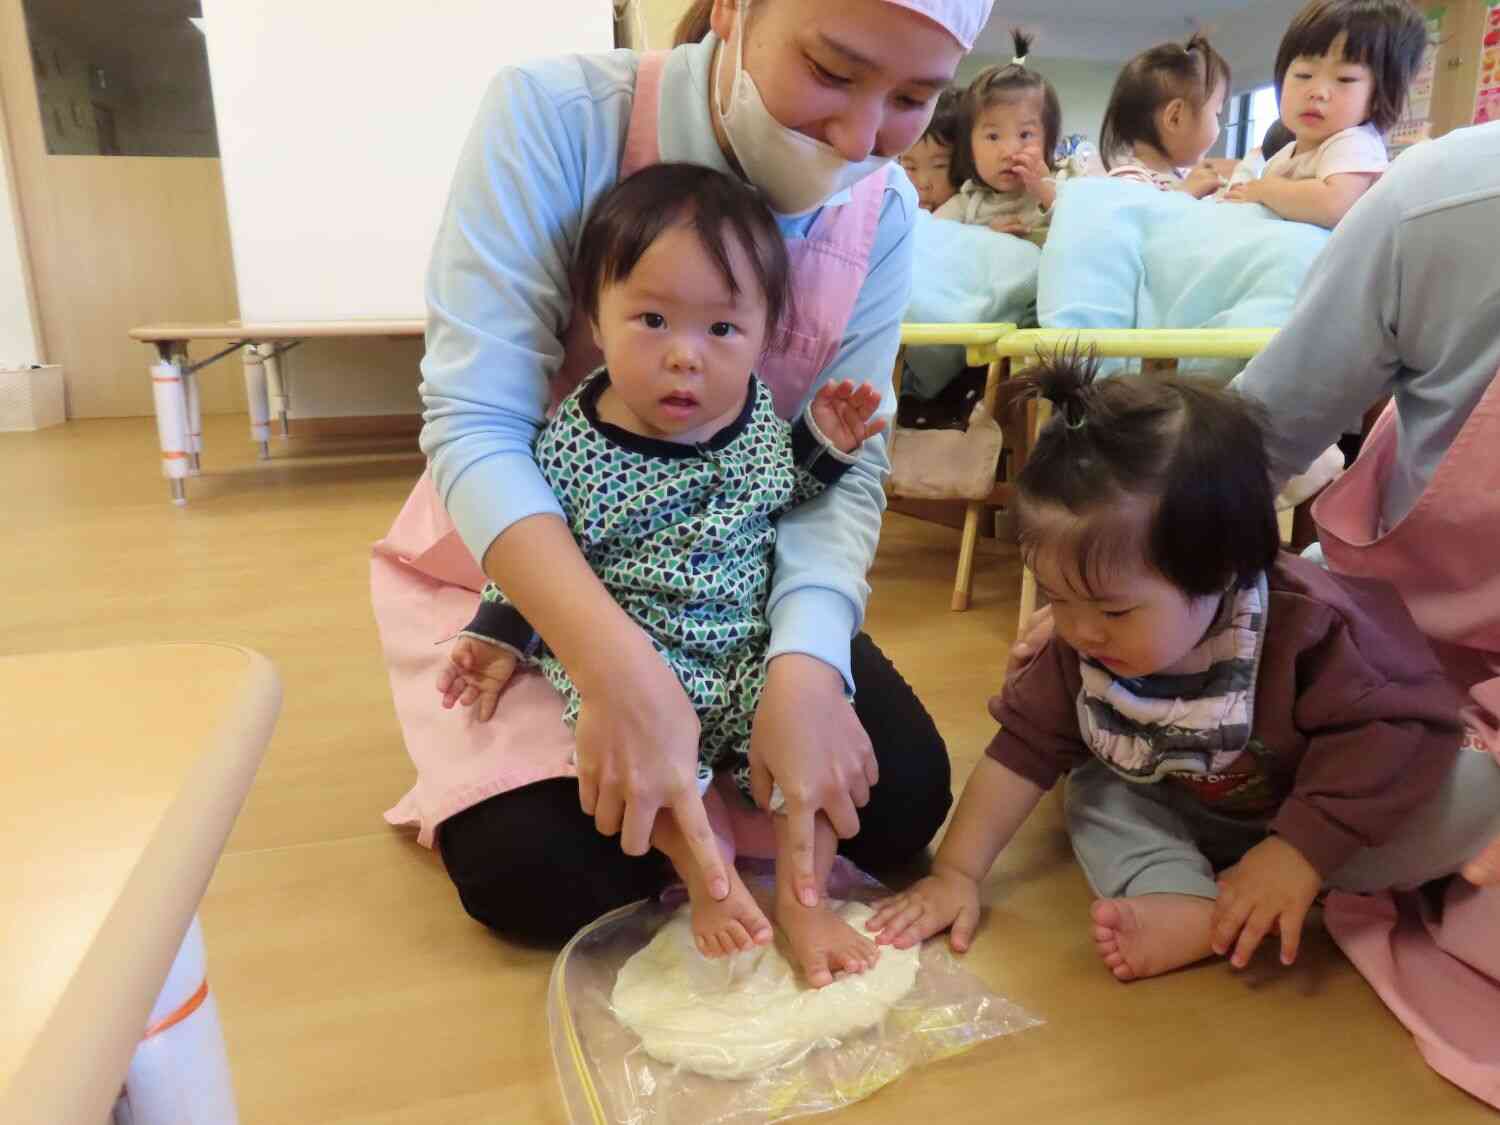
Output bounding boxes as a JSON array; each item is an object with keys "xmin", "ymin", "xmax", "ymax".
[{"xmin": 1065, "ymin": 744, "xmax": 1500, "ymax": 900}]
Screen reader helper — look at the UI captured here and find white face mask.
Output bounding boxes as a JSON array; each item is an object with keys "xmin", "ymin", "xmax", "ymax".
[{"xmin": 714, "ymin": 0, "xmax": 892, "ymax": 216}]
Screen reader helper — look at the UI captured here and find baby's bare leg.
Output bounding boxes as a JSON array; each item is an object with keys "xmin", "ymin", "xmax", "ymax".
[
  {"xmin": 773, "ymin": 813, "xmax": 879, "ymax": 988},
  {"xmin": 653, "ymin": 786, "xmax": 772, "ymax": 957}
]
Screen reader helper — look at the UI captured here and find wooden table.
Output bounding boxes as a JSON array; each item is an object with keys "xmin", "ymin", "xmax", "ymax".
[
  {"xmin": 129, "ymin": 320, "xmax": 425, "ymax": 504},
  {"xmin": 0, "ymin": 643, "xmax": 281, "ymax": 1125}
]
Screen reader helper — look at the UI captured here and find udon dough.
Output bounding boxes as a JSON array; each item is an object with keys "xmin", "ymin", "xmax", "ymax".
[{"xmin": 611, "ymin": 901, "xmax": 920, "ymax": 1080}]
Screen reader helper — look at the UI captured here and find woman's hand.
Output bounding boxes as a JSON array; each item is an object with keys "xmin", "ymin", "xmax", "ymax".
[
  {"xmin": 483, "ymin": 514, "xmax": 730, "ymax": 900},
  {"xmin": 810, "ymin": 380, "xmax": 888, "ymax": 454},
  {"xmin": 1211, "ymin": 836, "xmax": 1322, "ymax": 967},
  {"xmin": 749, "ymin": 653, "xmax": 878, "ymax": 906},
  {"xmin": 572, "ymin": 638, "xmax": 731, "ymax": 899}
]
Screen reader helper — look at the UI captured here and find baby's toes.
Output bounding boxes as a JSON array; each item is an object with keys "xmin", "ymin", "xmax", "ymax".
[{"xmin": 722, "ymin": 920, "xmax": 753, "ymax": 953}]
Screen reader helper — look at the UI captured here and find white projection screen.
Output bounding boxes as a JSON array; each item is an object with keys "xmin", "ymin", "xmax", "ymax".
[{"xmin": 200, "ymin": 1, "xmax": 616, "ymax": 321}]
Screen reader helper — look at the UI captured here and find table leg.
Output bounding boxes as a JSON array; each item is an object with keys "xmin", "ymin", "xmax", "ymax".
[
  {"xmin": 149, "ymin": 346, "xmax": 191, "ymax": 506},
  {"xmin": 261, "ymin": 346, "xmax": 288, "ymax": 436},
  {"xmin": 176, "ymin": 348, "xmax": 203, "ymax": 475},
  {"xmin": 113, "ymin": 914, "xmax": 239, "ymax": 1125},
  {"xmin": 243, "ymin": 345, "xmax": 271, "ymax": 460}
]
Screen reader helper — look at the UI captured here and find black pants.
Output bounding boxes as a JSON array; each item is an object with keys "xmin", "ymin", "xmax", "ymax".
[{"xmin": 440, "ymin": 633, "xmax": 952, "ymax": 944}]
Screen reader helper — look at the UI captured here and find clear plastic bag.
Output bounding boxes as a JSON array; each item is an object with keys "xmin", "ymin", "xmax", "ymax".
[{"xmin": 548, "ymin": 860, "xmax": 1041, "ymax": 1124}]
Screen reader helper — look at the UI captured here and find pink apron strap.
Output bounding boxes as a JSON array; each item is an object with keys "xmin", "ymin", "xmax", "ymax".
[{"xmin": 621, "ymin": 52, "xmax": 668, "ymax": 176}]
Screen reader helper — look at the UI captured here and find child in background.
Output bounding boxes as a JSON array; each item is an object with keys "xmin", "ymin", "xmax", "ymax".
[
  {"xmin": 1099, "ymin": 34, "xmax": 1232, "ymax": 198},
  {"xmin": 437, "ymin": 164, "xmax": 889, "ymax": 988},
  {"xmin": 900, "ymin": 87, "xmax": 962, "ymax": 213},
  {"xmin": 935, "ymin": 30, "xmax": 1062, "ymax": 238},
  {"xmin": 1225, "ymin": 0, "xmax": 1426, "ymax": 227},
  {"xmin": 866, "ymin": 353, "xmax": 1500, "ymax": 982}
]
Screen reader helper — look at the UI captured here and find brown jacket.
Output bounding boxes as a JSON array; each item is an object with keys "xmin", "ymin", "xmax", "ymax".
[{"xmin": 987, "ymin": 553, "xmax": 1465, "ymax": 875}]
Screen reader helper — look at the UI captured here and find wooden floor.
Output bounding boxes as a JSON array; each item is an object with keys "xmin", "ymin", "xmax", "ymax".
[{"xmin": 2, "ymin": 415, "xmax": 1489, "ymax": 1124}]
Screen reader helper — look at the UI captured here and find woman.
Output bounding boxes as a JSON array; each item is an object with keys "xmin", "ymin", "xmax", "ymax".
[
  {"xmin": 1007, "ymin": 120, "xmax": 1499, "ymax": 1099},
  {"xmin": 1230, "ymin": 120, "xmax": 1500, "ymax": 1107},
  {"xmin": 371, "ymin": 0, "xmax": 993, "ymax": 947}
]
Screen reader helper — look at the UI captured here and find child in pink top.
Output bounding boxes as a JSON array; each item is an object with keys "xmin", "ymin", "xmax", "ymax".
[
  {"xmin": 1225, "ymin": 0, "xmax": 1427, "ymax": 227},
  {"xmin": 1100, "ymin": 34, "xmax": 1232, "ymax": 199}
]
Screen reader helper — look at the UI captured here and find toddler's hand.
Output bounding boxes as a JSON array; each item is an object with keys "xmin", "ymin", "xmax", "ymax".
[
  {"xmin": 1006, "ymin": 150, "xmax": 1051, "ymax": 199},
  {"xmin": 1211, "ymin": 836, "xmax": 1322, "ymax": 968},
  {"xmin": 1184, "ymin": 164, "xmax": 1225, "ymax": 199},
  {"xmin": 810, "ymin": 380, "xmax": 887, "ymax": 454},
  {"xmin": 437, "ymin": 635, "xmax": 518, "ymax": 721},
  {"xmin": 865, "ymin": 865, "xmax": 981, "ymax": 952},
  {"xmin": 1224, "ymin": 180, "xmax": 1263, "ymax": 205},
  {"xmin": 988, "ymin": 217, "xmax": 1032, "ymax": 236}
]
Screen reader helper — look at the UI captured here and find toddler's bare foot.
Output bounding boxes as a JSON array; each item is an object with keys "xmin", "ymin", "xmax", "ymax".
[
  {"xmin": 775, "ymin": 890, "xmax": 880, "ymax": 989},
  {"xmin": 1090, "ymin": 894, "xmax": 1216, "ymax": 982},
  {"xmin": 689, "ymin": 863, "xmax": 773, "ymax": 958}
]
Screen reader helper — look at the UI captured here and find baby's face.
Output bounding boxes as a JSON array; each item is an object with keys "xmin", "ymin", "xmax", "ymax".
[
  {"xmin": 591, "ymin": 222, "xmax": 769, "ymax": 445},
  {"xmin": 899, "ymin": 136, "xmax": 958, "ymax": 211},
  {"xmin": 1279, "ymin": 33, "xmax": 1375, "ymax": 149},
  {"xmin": 1028, "ymin": 506, "xmax": 1225, "ymax": 681},
  {"xmin": 970, "ymin": 93, "xmax": 1046, "ymax": 193}
]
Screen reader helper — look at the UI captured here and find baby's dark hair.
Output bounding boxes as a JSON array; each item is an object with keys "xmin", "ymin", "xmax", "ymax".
[
  {"xmin": 920, "ymin": 87, "xmax": 964, "ymax": 152},
  {"xmin": 954, "ymin": 31, "xmax": 1063, "ymax": 184},
  {"xmin": 572, "ymin": 163, "xmax": 791, "ymax": 340},
  {"xmin": 1275, "ymin": 0, "xmax": 1428, "ymax": 133},
  {"xmin": 1100, "ymin": 34, "xmax": 1232, "ymax": 170},
  {"xmin": 1015, "ymin": 350, "xmax": 1280, "ymax": 599},
  {"xmin": 1260, "ymin": 118, "xmax": 1296, "ymax": 159}
]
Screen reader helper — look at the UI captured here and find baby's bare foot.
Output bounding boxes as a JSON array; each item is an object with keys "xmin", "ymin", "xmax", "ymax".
[
  {"xmin": 690, "ymin": 864, "xmax": 773, "ymax": 958},
  {"xmin": 1090, "ymin": 894, "xmax": 1216, "ymax": 982},
  {"xmin": 775, "ymin": 893, "xmax": 880, "ymax": 989}
]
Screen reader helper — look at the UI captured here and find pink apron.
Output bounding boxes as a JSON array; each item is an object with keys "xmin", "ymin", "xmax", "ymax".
[
  {"xmin": 1312, "ymin": 367, "xmax": 1500, "ymax": 1108},
  {"xmin": 372, "ymin": 51, "xmax": 891, "ymax": 846}
]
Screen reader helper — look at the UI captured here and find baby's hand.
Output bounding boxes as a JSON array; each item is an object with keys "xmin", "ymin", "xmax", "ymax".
[
  {"xmin": 810, "ymin": 380, "xmax": 888, "ymax": 454},
  {"xmin": 437, "ymin": 635, "xmax": 518, "ymax": 721},
  {"xmin": 1006, "ymin": 150, "xmax": 1051, "ymax": 200},
  {"xmin": 988, "ymin": 217, "xmax": 1032, "ymax": 236},
  {"xmin": 1211, "ymin": 836, "xmax": 1322, "ymax": 968},
  {"xmin": 1223, "ymin": 180, "xmax": 1263, "ymax": 205},
  {"xmin": 1184, "ymin": 164, "xmax": 1225, "ymax": 199},
  {"xmin": 865, "ymin": 865, "xmax": 981, "ymax": 952}
]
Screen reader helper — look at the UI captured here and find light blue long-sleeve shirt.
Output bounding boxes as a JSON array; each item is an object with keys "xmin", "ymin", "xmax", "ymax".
[
  {"xmin": 418, "ymin": 35, "xmax": 917, "ymax": 691},
  {"xmin": 1231, "ymin": 122, "xmax": 1500, "ymax": 530}
]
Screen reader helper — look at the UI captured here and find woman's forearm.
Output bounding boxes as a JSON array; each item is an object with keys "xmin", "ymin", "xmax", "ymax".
[{"xmin": 482, "ymin": 513, "xmax": 647, "ymax": 691}]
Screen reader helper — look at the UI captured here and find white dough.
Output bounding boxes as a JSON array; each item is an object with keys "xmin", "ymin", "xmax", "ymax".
[{"xmin": 611, "ymin": 901, "xmax": 920, "ymax": 1080}]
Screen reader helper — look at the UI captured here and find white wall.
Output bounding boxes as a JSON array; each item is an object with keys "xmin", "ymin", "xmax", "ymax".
[
  {"xmin": 957, "ymin": 53, "xmax": 1123, "ymax": 144},
  {"xmin": 0, "ymin": 99, "xmax": 40, "ymax": 368},
  {"xmin": 1212, "ymin": 0, "xmax": 1305, "ymax": 95},
  {"xmin": 620, "ymin": 0, "xmax": 695, "ymax": 49},
  {"xmin": 198, "ymin": 0, "xmax": 615, "ymax": 417}
]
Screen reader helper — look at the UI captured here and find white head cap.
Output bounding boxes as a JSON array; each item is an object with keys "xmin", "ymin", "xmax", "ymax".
[{"xmin": 878, "ymin": 0, "xmax": 995, "ymax": 51}]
